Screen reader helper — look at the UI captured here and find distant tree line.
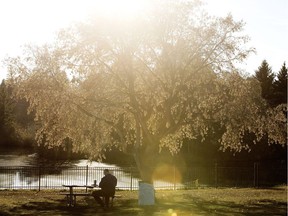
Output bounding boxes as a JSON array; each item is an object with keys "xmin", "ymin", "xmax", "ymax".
[
  {"xmin": 0, "ymin": 60, "xmax": 286, "ymax": 166},
  {"xmin": 0, "ymin": 80, "xmax": 80, "ymax": 160},
  {"xmin": 0, "ymin": 80, "xmax": 34, "ymax": 147}
]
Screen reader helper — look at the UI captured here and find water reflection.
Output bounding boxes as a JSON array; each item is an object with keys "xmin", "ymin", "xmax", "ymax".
[
  {"xmin": 14, "ymin": 171, "xmax": 20, "ymax": 186},
  {"xmin": 0, "ymin": 148, "xmax": 182, "ymax": 190},
  {"xmin": 0, "ymin": 150, "xmax": 141, "ymax": 189}
]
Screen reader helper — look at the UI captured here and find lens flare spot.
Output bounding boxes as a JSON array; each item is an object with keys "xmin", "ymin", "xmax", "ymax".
[{"xmin": 168, "ymin": 208, "xmax": 173, "ymax": 214}]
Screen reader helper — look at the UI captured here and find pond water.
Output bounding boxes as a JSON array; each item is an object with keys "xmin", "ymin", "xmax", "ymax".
[
  {"xmin": 0, "ymin": 148, "xmax": 181, "ymax": 190},
  {"xmin": 0, "ymin": 148, "xmax": 138, "ymax": 189}
]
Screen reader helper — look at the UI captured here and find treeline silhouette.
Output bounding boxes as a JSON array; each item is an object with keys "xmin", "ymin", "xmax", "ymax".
[{"xmin": 0, "ymin": 60, "xmax": 287, "ymax": 166}]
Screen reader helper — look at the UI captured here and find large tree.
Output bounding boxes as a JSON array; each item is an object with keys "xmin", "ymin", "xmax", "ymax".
[{"xmin": 5, "ymin": 1, "xmax": 286, "ymax": 182}]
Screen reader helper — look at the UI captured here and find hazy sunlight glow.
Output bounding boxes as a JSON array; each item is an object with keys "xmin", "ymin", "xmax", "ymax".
[
  {"xmin": 94, "ymin": 0, "xmax": 148, "ymax": 18},
  {"xmin": 0, "ymin": 0, "xmax": 286, "ymax": 81},
  {"xmin": 0, "ymin": 0, "xmax": 150, "ymax": 80}
]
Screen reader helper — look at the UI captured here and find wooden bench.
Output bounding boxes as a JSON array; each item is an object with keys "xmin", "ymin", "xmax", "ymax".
[
  {"xmin": 60, "ymin": 192, "xmax": 92, "ymax": 207},
  {"xmin": 60, "ymin": 192, "xmax": 121, "ymax": 207}
]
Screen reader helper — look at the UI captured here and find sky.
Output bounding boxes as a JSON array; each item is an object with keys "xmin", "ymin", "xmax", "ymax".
[{"xmin": 0, "ymin": 0, "xmax": 287, "ymax": 81}]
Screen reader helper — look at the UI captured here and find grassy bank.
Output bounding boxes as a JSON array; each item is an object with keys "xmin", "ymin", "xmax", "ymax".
[{"xmin": 0, "ymin": 187, "xmax": 287, "ymax": 215}]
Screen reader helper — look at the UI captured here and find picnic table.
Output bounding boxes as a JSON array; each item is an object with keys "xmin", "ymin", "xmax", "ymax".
[{"xmin": 61, "ymin": 184, "xmax": 96, "ymax": 207}]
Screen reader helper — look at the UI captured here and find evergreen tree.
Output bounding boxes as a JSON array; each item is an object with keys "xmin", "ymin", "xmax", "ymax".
[
  {"xmin": 254, "ymin": 60, "xmax": 275, "ymax": 105},
  {"xmin": 250, "ymin": 62, "xmax": 287, "ymax": 164},
  {"xmin": 273, "ymin": 62, "xmax": 287, "ymax": 105}
]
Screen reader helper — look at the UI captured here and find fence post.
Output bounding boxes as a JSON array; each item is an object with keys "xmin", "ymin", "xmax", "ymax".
[
  {"xmin": 130, "ymin": 167, "xmax": 133, "ymax": 191},
  {"xmin": 38, "ymin": 166, "xmax": 41, "ymax": 191},
  {"xmin": 86, "ymin": 165, "xmax": 89, "ymax": 192},
  {"xmin": 214, "ymin": 162, "xmax": 218, "ymax": 188},
  {"xmin": 173, "ymin": 165, "xmax": 176, "ymax": 190},
  {"xmin": 254, "ymin": 162, "xmax": 259, "ymax": 188}
]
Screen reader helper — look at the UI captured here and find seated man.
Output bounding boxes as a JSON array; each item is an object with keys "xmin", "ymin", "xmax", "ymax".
[{"xmin": 92, "ymin": 169, "xmax": 117, "ymax": 209}]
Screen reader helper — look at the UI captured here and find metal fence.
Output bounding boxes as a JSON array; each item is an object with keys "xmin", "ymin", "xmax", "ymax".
[
  {"xmin": 0, "ymin": 166, "xmax": 140, "ymax": 190},
  {"xmin": 0, "ymin": 163, "xmax": 286, "ymax": 190}
]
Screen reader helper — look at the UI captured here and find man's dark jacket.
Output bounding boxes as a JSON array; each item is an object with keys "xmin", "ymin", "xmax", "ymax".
[{"xmin": 99, "ymin": 173, "xmax": 117, "ymax": 196}]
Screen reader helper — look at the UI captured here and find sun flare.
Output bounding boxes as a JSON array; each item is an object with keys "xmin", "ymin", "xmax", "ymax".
[
  {"xmin": 93, "ymin": 0, "xmax": 149, "ymax": 18},
  {"xmin": 0, "ymin": 0, "xmax": 150, "ymax": 53}
]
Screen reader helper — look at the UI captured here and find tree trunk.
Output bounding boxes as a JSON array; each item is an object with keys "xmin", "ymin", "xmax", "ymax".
[
  {"xmin": 133, "ymin": 139, "xmax": 159, "ymax": 183},
  {"xmin": 133, "ymin": 142, "xmax": 157, "ymax": 206}
]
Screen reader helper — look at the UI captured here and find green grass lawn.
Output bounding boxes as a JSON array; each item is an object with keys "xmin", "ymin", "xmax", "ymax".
[{"xmin": 0, "ymin": 187, "xmax": 287, "ymax": 216}]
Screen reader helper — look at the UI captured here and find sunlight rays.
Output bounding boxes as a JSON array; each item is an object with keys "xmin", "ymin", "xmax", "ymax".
[{"xmin": 93, "ymin": 0, "xmax": 149, "ymax": 19}]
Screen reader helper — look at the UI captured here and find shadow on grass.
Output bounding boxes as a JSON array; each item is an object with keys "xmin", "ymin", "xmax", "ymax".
[
  {"xmin": 3, "ymin": 195, "xmax": 287, "ymax": 216},
  {"xmin": 169, "ymin": 197, "xmax": 287, "ymax": 216},
  {"xmin": 113, "ymin": 196, "xmax": 287, "ymax": 216}
]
